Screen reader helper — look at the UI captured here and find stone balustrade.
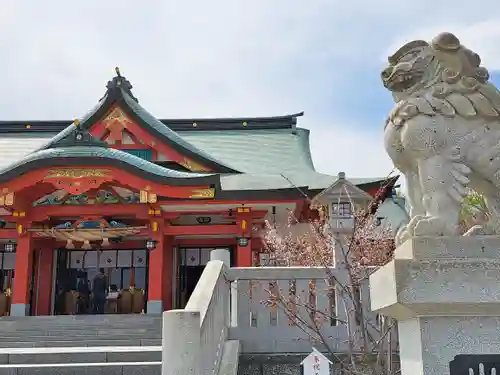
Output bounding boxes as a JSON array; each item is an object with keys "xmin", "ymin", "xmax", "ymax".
[{"xmin": 162, "ymin": 249, "xmax": 390, "ymax": 374}]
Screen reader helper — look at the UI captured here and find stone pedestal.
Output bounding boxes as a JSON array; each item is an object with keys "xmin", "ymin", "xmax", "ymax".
[{"xmin": 369, "ymin": 236, "xmax": 500, "ymax": 375}]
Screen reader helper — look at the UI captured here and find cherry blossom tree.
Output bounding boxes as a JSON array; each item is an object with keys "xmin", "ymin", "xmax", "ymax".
[{"xmin": 259, "ymin": 180, "xmax": 398, "ymax": 375}]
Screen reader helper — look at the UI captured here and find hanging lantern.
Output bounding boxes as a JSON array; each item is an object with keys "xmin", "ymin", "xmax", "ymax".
[
  {"xmin": 66, "ymin": 239, "xmax": 75, "ymax": 249},
  {"xmin": 146, "ymin": 239, "xmax": 157, "ymax": 250},
  {"xmin": 102, "ymin": 237, "xmax": 110, "ymax": 247},
  {"xmin": 81, "ymin": 240, "xmax": 92, "ymax": 250}
]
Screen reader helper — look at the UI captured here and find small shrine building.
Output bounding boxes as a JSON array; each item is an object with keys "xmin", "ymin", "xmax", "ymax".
[{"xmin": 0, "ymin": 70, "xmax": 396, "ymax": 316}]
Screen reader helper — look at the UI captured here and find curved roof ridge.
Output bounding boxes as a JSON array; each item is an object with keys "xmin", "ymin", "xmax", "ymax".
[
  {"xmin": 37, "ymin": 70, "xmax": 240, "ymax": 174},
  {"xmin": 0, "ymin": 144, "xmax": 221, "ymax": 187},
  {"xmin": 120, "ymin": 90, "xmax": 240, "ymax": 173}
]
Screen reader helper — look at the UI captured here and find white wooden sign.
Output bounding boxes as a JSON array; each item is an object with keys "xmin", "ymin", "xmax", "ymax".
[{"xmin": 301, "ymin": 348, "xmax": 332, "ymax": 375}]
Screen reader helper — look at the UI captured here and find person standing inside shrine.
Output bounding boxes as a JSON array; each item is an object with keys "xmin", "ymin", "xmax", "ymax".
[
  {"xmin": 92, "ymin": 269, "xmax": 108, "ymax": 314},
  {"xmin": 77, "ymin": 276, "xmax": 90, "ymax": 314}
]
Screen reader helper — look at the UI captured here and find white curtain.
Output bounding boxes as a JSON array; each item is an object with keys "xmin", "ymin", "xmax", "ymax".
[
  {"xmin": 133, "ymin": 250, "xmax": 147, "ymax": 267},
  {"xmin": 2, "ymin": 253, "xmax": 16, "ymax": 270},
  {"xmin": 99, "ymin": 251, "xmax": 117, "ymax": 268},
  {"xmin": 200, "ymin": 248, "xmax": 213, "ymax": 266},
  {"xmin": 184, "ymin": 248, "xmax": 200, "ymax": 266},
  {"xmin": 117, "ymin": 250, "xmax": 133, "ymax": 267},
  {"xmin": 70, "ymin": 251, "xmax": 85, "ymax": 269},
  {"xmin": 85, "ymin": 251, "xmax": 99, "ymax": 269}
]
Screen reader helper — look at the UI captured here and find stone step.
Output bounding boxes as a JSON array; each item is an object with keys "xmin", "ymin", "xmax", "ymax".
[
  {"xmin": 0, "ymin": 339, "xmax": 162, "ymax": 348},
  {"xmin": 0, "ymin": 347, "xmax": 161, "ymax": 365},
  {"xmin": 2, "ymin": 328, "xmax": 160, "ymax": 334},
  {"xmin": 4, "ymin": 329, "xmax": 160, "ymax": 335},
  {"xmin": 0, "ymin": 362, "xmax": 160, "ymax": 375},
  {"xmin": 1, "ymin": 338, "xmax": 160, "ymax": 343},
  {"xmin": 0, "ymin": 316, "xmax": 163, "ymax": 350},
  {"xmin": 2, "ymin": 334, "xmax": 160, "ymax": 340},
  {"xmin": 0, "ymin": 335, "xmax": 161, "ymax": 342},
  {"xmin": 0, "ymin": 317, "xmax": 162, "ymax": 327},
  {"xmin": 0, "ymin": 321, "xmax": 162, "ymax": 328}
]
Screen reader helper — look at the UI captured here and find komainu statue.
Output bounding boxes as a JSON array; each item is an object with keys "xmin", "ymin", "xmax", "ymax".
[{"xmin": 382, "ymin": 32, "xmax": 500, "ymax": 245}]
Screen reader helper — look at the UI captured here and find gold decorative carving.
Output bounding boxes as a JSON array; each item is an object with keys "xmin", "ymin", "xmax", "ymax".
[
  {"xmin": 189, "ymin": 188, "xmax": 215, "ymax": 199},
  {"xmin": 148, "ymin": 193, "xmax": 157, "ymax": 203},
  {"xmin": 44, "ymin": 169, "xmax": 111, "ymax": 179},
  {"xmin": 103, "ymin": 107, "xmax": 132, "ymax": 128},
  {"xmin": 180, "ymin": 158, "xmax": 210, "ymax": 172},
  {"xmin": 0, "ymin": 193, "xmax": 15, "ymax": 206},
  {"xmin": 140, "ymin": 190, "xmax": 157, "ymax": 204}
]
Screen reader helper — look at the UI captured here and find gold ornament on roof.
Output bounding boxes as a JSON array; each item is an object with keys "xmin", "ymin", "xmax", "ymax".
[
  {"xmin": 189, "ymin": 188, "xmax": 215, "ymax": 199},
  {"xmin": 139, "ymin": 190, "xmax": 157, "ymax": 204},
  {"xmin": 44, "ymin": 169, "xmax": 111, "ymax": 179},
  {"xmin": 180, "ymin": 157, "xmax": 210, "ymax": 172},
  {"xmin": 103, "ymin": 107, "xmax": 132, "ymax": 128},
  {"xmin": 0, "ymin": 192, "xmax": 15, "ymax": 206}
]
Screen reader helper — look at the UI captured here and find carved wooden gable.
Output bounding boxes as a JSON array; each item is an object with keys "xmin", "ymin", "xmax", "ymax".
[{"xmin": 91, "ymin": 106, "xmax": 211, "ymax": 172}]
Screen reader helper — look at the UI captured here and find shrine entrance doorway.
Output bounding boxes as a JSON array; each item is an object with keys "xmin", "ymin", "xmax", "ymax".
[
  {"xmin": 0, "ymin": 247, "xmax": 16, "ymax": 316},
  {"xmin": 53, "ymin": 248, "xmax": 149, "ymax": 315},
  {"xmin": 177, "ymin": 247, "xmax": 234, "ymax": 308}
]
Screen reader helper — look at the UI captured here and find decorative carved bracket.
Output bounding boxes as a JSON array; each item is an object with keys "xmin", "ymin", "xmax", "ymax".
[
  {"xmin": 189, "ymin": 188, "xmax": 215, "ymax": 199},
  {"xmin": 0, "ymin": 192, "xmax": 15, "ymax": 206},
  {"xmin": 43, "ymin": 169, "xmax": 113, "ymax": 195}
]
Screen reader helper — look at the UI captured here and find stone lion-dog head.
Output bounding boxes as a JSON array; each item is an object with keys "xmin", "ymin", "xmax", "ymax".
[{"xmin": 381, "ymin": 32, "xmax": 493, "ymax": 104}]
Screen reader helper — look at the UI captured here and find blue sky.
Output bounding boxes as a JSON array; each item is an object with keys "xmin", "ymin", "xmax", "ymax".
[{"xmin": 1, "ymin": 1, "xmax": 500, "ymax": 181}]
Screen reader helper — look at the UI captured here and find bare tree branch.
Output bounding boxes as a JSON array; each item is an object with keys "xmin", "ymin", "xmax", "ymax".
[{"xmin": 258, "ymin": 177, "xmax": 399, "ymax": 375}]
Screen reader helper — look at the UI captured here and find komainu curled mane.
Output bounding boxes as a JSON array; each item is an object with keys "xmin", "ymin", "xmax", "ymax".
[{"xmin": 382, "ymin": 32, "xmax": 500, "ymax": 245}]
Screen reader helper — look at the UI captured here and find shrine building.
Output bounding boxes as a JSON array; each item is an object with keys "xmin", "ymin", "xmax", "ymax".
[{"xmin": 0, "ymin": 70, "xmax": 397, "ymax": 316}]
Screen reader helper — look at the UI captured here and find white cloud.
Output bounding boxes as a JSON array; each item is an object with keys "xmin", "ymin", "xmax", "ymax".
[
  {"xmin": 307, "ymin": 117, "xmax": 394, "ymax": 178},
  {"xmin": 0, "ymin": 0, "xmax": 499, "ymax": 181}
]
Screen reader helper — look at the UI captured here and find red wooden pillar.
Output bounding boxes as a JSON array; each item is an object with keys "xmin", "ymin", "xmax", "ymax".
[
  {"xmin": 236, "ymin": 238, "xmax": 253, "ymax": 267},
  {"xmin": 162, "ymin": 236, "xmax": 173, "ymax": 311},
  {"xmin": 236, "ymin": 208, "xmax": 253, "ymax": 267},
  {"xmin": 147, "ymin": 220, "xmax": 171, "ymax": 314},
  {"xmin": 147, "ymin": 234, "xmax": 164, "ymax": 314},
  {"xmin": 33, "ymin": 241, "xmax": 54, "ymax": 316},
  {"xmin": 11, "ymin": 234, "xmax": 34, "ymax": 316}
]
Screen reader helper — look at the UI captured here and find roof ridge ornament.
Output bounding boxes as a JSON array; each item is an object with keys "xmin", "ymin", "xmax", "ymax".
[{"xmin": 104, "ymin": 66, "xmax": 139, "ymax": 103}]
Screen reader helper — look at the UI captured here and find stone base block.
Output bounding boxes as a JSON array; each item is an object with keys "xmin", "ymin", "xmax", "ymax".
[
  {"xmin": 10, "ymin": 303, "xmax": 30, "ymax": 317},
  {"xmin": 369, "ymin": 236, "xmax": 500, "ymax": 320},
  {"xmin": 369, "ymin": 236, "xmax": 500, "ymax": 375},
  {"xmin": 146, "ymin": 300, "xmax": 163, "ymax": 314},
  {"xmin": 398, "ymin": 316, "xmax": 500, "ymax": 375}
]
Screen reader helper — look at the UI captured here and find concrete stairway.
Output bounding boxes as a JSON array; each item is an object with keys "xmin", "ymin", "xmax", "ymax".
[
  {"xmin": 0, "ymin": 315, "xmax": 162, "ymax": 348},
  {"xmin": 0, "ymin": 315, "xmax": 163, "ymax": 374}
]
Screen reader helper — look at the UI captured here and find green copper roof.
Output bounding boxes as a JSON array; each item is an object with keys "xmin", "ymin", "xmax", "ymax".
[
  {"xmin": 179, "ymin": 128, "xmax": 314, "ymax": 175},
  {"xmin": 38, "ymin": 73, "xmax": 238, "ymax": 173},
  {"xmin": 0, "ymin": 126, "xmax": 221, "ymax": 187},
  {"xmin": 0, "ymin": 71, "xmax": 392, "ymax": 193},
  {"xmin": 121, "ymin": 91, "xmax": 240, "ymax": 172}
]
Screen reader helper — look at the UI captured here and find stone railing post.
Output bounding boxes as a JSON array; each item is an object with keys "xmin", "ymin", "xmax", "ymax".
[
  {"xmin": 210, "ymin": 248, "xmax": 237, "ymax": 327},
  {"xmin": 162, "ymin": 309, "xmax": 200, "ymax": 375}
]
